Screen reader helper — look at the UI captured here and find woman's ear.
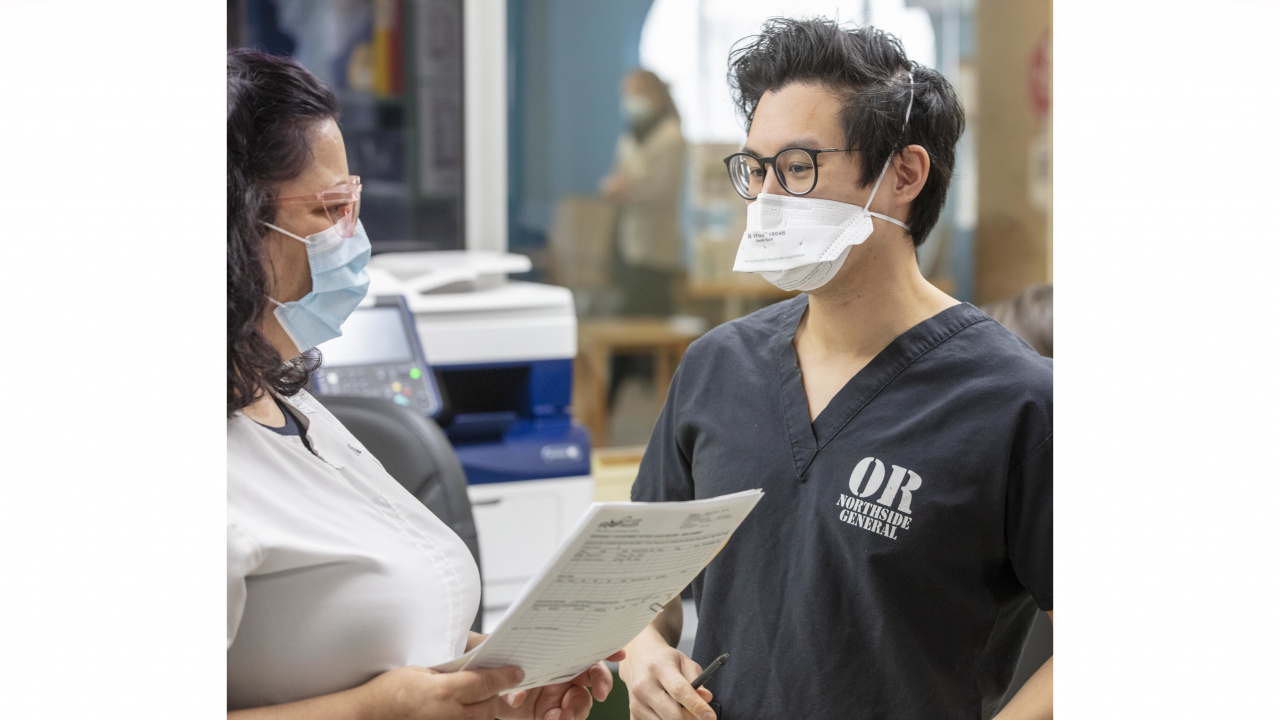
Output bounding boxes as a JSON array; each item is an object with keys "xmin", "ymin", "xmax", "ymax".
[{"xmin": 892, "ymin": 144, "xmax": 930, "ymax": 207}]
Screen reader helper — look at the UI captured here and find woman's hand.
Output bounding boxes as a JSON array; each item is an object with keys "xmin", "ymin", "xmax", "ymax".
[
  {"xmin": 497, "ymin": 650, "xmax": 626, "ymax": 720},
  {"xmin": 356, "ymin": 664, "xmax": 525, "ymax": 720}
]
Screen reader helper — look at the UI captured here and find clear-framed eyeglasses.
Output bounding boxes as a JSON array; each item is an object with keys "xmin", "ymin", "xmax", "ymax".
[
  {"xmin": 722, "ymin": 148, "xmax": 855, "ymax": 200},
  {"xmin": 274, "ymin": 175, "xmax": 363, "ymax": 238}
]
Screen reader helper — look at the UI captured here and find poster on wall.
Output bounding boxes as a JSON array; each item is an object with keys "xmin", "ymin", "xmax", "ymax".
[{"xmin": 415, "ymin": 0, "xmax": 462, "ymax": 197}]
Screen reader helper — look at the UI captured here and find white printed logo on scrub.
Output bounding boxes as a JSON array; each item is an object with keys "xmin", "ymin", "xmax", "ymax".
[{"xmin": 835, "ymin": 456, "xmax": 922, "ymax": 540}]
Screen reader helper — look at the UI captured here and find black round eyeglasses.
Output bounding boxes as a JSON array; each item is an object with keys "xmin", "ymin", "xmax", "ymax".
[{"xmin": 722, "ymin": 147, "xmax": 854, "ymax": 200}]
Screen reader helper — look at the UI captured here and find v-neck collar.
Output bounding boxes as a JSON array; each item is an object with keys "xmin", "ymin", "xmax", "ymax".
[
  {"xmin": 771, "ymin": 296, "xmax": 990, "ymax": 480},
  {"xmin": 272, "ymin": 391, "xmax": 349, "ymax": 469}
]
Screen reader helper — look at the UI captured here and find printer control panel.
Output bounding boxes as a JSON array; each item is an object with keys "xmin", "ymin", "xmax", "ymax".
[
  {"xmin": 314, "ymin": 364, "xmax": 436, "ymax": 415},
  {"xmin": 311, "ymin": 296, "xmax": 443, "ymax": 417}
]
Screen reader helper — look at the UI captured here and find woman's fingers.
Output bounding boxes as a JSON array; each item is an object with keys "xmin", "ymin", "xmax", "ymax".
[
  {"xmin": 589, "ymin": 663, "xmax": 613, "ymax": 702},
  {"xmin": 458, "ymin": 695, "xmax": 505, "ymax": 720},
  {"xmin": 441, "ymin": 665, "xmax": 525, "ymax": 705},
  {"xmin": 532, "ymin": 683, "xmax": 569, "ymax": 719},
  {"xmin": 554, "ymin": 685, "xmax": 593, "ymax": 720}
]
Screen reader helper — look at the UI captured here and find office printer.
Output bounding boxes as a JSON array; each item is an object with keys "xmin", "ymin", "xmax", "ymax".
[{"xmin": 366, "ymin": 251, "xmax": 594, "ymax": 630}]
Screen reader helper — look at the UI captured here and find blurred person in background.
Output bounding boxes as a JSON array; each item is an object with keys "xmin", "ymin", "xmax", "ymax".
[
  {"xmin": 982, "ymin": 284, "xmax": 1053, "ymax": 357},
  {"xmin": 600, "ymin": 69, "xmax": 687, "ymax": 317}
]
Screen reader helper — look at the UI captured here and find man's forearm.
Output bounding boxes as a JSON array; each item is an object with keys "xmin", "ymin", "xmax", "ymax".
[
  {"xmin": 619, "ymin": 596, "xmax": 685, "ymax": 687},
  {"xmin": 993, "ymin": 656, "xmax": 1052, "ymax": 720},
  {"xmin": 650, "ymin": 595, "xmax": 683, "ymax": 647}
]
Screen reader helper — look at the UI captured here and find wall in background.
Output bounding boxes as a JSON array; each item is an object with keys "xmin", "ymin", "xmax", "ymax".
[
  {"xmin": 507, "ymin": 0, "xmax": 655, "ymax": 259},
  {"xmin": 975, "ymin": 0, "xmax": 1052, "ymax": 304},
  {"xmin": 506, "ymin": 0, "xmax": 1025, "ymax": 307}
]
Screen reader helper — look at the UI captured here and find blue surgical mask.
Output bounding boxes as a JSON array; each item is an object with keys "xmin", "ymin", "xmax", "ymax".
[
  {"xmin": 621, "ymin": 95, "xmax": 654, "ymax": 123},
  {"xmin": 261, "ymin": 218, "xmax": 371, "ymax": 355}
]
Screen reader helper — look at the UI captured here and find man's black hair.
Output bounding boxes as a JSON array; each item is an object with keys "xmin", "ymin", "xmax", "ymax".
[{"xmin": 728, "ymin": 17, "xmax": 965, "ymax": 246}]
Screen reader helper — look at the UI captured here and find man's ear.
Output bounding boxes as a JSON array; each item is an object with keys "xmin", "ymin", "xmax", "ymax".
[{"xmin": 891, "ymin": 144, "xmax": 930, "ymax": 207}]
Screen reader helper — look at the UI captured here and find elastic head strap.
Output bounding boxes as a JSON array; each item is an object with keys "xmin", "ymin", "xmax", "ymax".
[
  {"xmin": 865, "ymin": 156, "xmax": 895, "ymax": 209},
  {"xmin": 864, "ymin": 71, "xmax": 916, "ymax": 232},
  {"xmin": 902, "ymin": 70, "xmax": 915, "ymax": 133}
]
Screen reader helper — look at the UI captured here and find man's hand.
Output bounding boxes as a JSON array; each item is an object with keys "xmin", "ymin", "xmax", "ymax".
[
  {"xmin": 619, "ymin": 626, "xmax": 715, "ymax": 720},
  {"xmin": 499, "ymin": 650, "xmax": 626, "ymax": 720}
]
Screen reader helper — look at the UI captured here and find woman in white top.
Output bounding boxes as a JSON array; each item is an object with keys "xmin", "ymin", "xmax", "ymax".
[
  {"xmin": 600, "ymin": 69, "xmax": 687, "ymax": 316},
  {"xmin": 227, "ymin": 49, "xmax": 620, "ymax": 720}
]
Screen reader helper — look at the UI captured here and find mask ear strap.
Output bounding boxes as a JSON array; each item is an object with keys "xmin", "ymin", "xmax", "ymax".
[
  {"xmin": 864, "ymin": 71, "xmax": 915, "ymax": 233},
  {"xmin": 262, "ymin": 221, "xmax": 309, "ymax": 244}
]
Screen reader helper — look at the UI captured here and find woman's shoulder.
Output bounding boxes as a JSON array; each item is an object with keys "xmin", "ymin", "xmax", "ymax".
[
  {"xmin": 651, "ymin": 115, "xmax": 685, "ymax": 144},
  {"xmin": 624, "ymin": 116, "xmax": 684, "ymax": 149}
]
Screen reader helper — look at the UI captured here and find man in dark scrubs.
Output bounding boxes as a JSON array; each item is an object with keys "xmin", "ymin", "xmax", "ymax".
[{"xmin": 619, "ymin": 19, "xmax": 1053, "ymax": 720}]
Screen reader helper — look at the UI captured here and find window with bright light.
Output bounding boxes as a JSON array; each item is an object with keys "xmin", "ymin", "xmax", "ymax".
[{"xmin": 640, "ymin": 0, "xmax": 937, "ymax": 144}]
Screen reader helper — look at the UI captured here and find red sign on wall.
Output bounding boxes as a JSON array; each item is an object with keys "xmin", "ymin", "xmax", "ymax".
[{"xmin": 1027, "ymin": 29, "xmax": 1052, "ymax": 124}]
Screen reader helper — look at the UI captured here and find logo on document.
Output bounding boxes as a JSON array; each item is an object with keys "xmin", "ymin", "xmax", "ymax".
[
  {"xmin": 835, "ymin": 456, "xmax": 922, "ymax": 541},
  {"xmin": 599, "ymin": 516, "xmax": 642, "ymax": 529}
]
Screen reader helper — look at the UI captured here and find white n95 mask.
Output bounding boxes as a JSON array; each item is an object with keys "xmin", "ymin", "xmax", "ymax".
[
  {"xmin": 732, "ymin": 72, "xmax": 916, "ymax": 293},
  {"xmin": 732, "ymin": 192, "xmax": 910, "ymax": 292}
]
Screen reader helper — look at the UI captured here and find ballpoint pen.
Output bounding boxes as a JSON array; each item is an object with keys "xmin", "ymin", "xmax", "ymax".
[{"xmin": 691, "ymin": 653, "xmax": 729, "ymax": 690}]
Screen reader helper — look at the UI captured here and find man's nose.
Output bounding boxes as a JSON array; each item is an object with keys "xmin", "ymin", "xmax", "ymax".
[{"xmin": 760, "ymin": 163, "xmax": 787, "ymax": 196}]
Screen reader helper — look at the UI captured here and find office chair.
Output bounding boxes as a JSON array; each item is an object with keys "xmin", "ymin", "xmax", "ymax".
[{"xmin": 314, "ymin": 395, "xmax": 484, "ymax": 633}]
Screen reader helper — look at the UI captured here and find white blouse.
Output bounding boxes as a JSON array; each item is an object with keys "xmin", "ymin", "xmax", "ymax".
[
  {"xmin": 611, "ymin": 114, "xmax": 687, "ymax": 271},
  {"xmin": 227, "ymin": 389, "xmax": 481, "ymax": 710}
]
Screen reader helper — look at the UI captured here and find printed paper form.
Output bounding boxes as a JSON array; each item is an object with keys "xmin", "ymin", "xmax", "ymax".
[{"xmin": 432, "ymin": 489, "xmax": 763, "ymax": 691}]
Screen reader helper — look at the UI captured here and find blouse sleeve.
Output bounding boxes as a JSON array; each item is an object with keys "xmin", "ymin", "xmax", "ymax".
[{"xmin": 227, "ymin": 521, "xmax": 264, "ymax": 650}]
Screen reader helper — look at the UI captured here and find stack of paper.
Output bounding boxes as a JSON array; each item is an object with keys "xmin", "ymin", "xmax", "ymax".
[{"xmin": 432, "ymin": 490, "xmax": 764, "ymax": 691}]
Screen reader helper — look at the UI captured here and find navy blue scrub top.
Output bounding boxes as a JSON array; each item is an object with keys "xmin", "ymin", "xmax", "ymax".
[{"xmin": 632, "ymin": 297, "xmax": 1053, "ymax": 720}]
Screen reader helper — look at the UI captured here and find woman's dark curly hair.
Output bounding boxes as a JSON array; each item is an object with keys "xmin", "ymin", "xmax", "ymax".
[{"xmin": 227, "ymin": 49, "xmax": 340, "ymax": 417}]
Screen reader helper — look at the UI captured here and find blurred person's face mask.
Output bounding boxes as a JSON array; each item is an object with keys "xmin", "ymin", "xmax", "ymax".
[
  {"xmin": 621, "ymin": 95, "xmax": 655, "ymax": 123},
  {"xmin": 732, "ymin": 74, "xmax": 914, "ymax": 293},
  {"xmin": 260, "ymin": 218, "xmax": 372, "ymax": 355}
]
